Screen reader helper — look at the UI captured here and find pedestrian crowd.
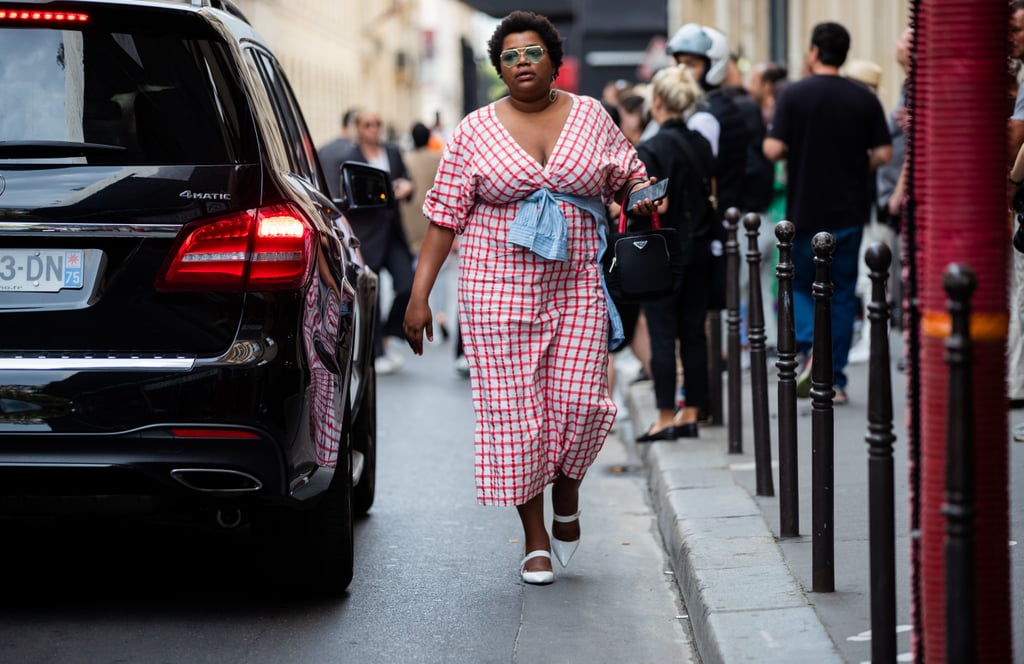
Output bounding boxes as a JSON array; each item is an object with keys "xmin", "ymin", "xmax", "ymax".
[{"xmin": 312, "ymin": 7, "xmax": 1020, "ymax": 585}]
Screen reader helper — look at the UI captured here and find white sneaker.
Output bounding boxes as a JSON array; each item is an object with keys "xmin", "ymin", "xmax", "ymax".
[
  {"xmin": 385, "ymin": 350, "xmax": 405, "ymax": 369},
  {"xmin": 374, "ymin": 355, "xmax": 397, "ymax": 375},
  {"xmin": 847, "ymin": 334, "xmax": 871, "ymax": 365},
  {"xmin": 614, "ymin": 352, "xmax": 642, "ymax": 378}
]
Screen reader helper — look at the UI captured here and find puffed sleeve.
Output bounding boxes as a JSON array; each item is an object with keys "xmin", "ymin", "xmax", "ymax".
[
  {"xmin": 592, "ymin": 99, "xmax": 646, "ymax": 206},
  {"xmin": 422, "ymin": 116, "xmax": 476, "ymax": 234}
]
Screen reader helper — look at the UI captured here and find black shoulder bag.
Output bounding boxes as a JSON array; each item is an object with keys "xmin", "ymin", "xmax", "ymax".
[{"xmin": 603, "ymin": 197, "xmax": 684, "ymax": 303}]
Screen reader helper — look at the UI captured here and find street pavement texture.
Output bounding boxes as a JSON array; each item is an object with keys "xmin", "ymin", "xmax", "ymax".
[{"xmin": 618, "ymin": 333, "xmax": 1024, "ymax": 664}]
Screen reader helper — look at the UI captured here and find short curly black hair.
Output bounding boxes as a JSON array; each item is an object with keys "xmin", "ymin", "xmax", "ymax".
[{"xmin": 487, "ymin": 11, "xmax": 564, "ymax": 78}]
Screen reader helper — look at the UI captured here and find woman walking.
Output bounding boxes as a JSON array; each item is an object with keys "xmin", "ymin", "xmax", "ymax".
[
  {"xmin": 633, "ymin": 65, "xmax": 718, "ymax": 441},
  {"xmin": 404, "ymin": 11, "xmax": 656, "ymax": 584}
]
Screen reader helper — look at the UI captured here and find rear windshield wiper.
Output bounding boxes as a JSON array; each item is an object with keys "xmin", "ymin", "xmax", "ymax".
[{"xmin": 0, "ymin": 140, "xmax": 127, "ymax": 158}]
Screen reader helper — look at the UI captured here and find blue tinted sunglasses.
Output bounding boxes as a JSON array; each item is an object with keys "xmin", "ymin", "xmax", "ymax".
[{"xmin": 500, "ymin": 45, "xmax": 545, "ymax": 68}]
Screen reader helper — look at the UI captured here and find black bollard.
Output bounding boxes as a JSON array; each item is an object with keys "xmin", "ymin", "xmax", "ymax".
[
  {"xmin": 744, "ymin": 213, "xmax": 774, "ymax": 497},
  {"xmin": 724, "ymin": 207, "xmax": 743, "ymax": 454},
  {"xmin": 810, "ymin": 231, "xmax": 836, "ymax": 593},
  {"xmin": 942, "ymin": 263, "xmax": 977, "ymax": 664},
  {"xmin": 864, "ymin": 242, "xmax": 896, "ymax": 663},
  {"xmin": 775, "ymin": 221, "xmax": 799, "ymax": 538}
]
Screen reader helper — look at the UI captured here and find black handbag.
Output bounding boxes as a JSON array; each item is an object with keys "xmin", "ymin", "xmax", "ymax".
[{"xmin": 603, "ymin": 207, "xmax": 685, "ymax": 303}]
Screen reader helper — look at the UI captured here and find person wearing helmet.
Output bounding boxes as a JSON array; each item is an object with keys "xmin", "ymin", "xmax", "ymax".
[
  {"xmin": 666, "ymin": 23, "xmax": 730, "ymax": 89},
  {"xmin": 665, "ymin": 23, "xmax": 752, "ymax": 314}
]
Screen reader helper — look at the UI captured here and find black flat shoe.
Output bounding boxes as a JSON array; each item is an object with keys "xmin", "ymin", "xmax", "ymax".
[
  {"xmin": 636, "ymin": 425, "xmax": 678, "ymax": 443},
  {"xmin": 675, "ymin": 422, "xmax": 699, "ymax": 438}
]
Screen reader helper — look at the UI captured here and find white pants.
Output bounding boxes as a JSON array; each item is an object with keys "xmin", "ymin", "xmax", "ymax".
[
  {"xmin": 855, "ymin": 218, "xmax": 898, "ymax": 305},
  {"xmin": 1009, "ymin": 245, "xmax": 1024, "ymax": 401}
]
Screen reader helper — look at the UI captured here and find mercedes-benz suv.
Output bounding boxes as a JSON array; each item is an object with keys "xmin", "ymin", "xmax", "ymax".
[{"xmin": 0, "ymin": 0, "xmax": 384, "ymax": 593}]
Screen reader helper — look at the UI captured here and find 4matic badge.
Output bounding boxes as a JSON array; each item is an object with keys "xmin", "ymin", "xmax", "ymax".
[{"xmin": 179, "ymin": 190, "xmax": 231, "ymax": 201}]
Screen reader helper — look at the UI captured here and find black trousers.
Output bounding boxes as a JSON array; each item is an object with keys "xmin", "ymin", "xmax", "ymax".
[
  {"xmin": 373, "ymin": 240, "xmax": 414, "ymax": 358},
  {"xmin": 641, "ymin": 244, "xmax": 711, "ymax": 412}
]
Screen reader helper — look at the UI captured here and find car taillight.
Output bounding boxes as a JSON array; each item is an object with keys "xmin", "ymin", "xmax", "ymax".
[
  {"xmin": 156, "ymin": 204, "xmax": 315, "ymax": 292},
  {"xmin": 0, "ymin": 9, "xmax": 88, "ymax": 21},
  {"xmin": 249, "ymin": 206, "xmax": 315, "ymax": 289}
]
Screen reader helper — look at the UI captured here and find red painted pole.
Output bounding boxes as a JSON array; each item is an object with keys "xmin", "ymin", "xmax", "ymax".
[{"xmin": 911, "ymin": 1, "xmax": 1012, "ymax": 661}]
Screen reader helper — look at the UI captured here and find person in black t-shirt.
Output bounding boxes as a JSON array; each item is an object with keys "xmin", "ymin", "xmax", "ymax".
[{"xmin": 763, "ymin": 22, "xmax": 891, "ymax": 404}]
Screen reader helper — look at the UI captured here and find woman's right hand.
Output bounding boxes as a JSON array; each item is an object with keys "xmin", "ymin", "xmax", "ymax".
[{"xmin": 404, "ymin": 297, "xmax": 434, "ymax": 356}]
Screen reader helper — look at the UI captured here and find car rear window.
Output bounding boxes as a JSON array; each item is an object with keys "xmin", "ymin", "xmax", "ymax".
[{"xmin": 0, "ymin": 9, "xmax": 257, "ymax": 165}]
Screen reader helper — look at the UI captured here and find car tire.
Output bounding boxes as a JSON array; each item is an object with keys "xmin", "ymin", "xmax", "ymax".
[
  {"xmin": 303, "ymin": 432, "xmax": 355, "ymax": 595},
  {"xmin": 352, "ymin": 363, "xmax": 376, "ymax": 516},
  {"xmin": 251, "ymin": 448, "xmax": 354, "ymax": 594}
]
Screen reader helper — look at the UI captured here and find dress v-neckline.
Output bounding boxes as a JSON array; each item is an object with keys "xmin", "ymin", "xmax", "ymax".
[{"xmin": 490, "ymin": 94, "xmax": 577, "ymax": 171}]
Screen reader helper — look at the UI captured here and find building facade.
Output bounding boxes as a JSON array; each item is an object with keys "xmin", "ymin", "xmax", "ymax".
[{"xmin": 233, "ymin": 0, "xmax": 477, "ymax": 148}]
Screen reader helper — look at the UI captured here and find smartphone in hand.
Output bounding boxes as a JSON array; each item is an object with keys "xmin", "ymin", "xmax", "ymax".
[{"xmin": 626, "ymin": 178, "xmax": 669, "ymax": 213}]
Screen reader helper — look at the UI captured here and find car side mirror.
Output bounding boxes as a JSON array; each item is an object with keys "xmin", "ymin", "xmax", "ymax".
[{"xmin": 334, "ymin": 161, "xmax": 394, "ymax": 213}]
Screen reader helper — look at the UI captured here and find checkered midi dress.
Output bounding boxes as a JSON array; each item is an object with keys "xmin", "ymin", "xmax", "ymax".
[{"xmin": 423, "ymin": 94, "xmax": 647, "ymax": 506}]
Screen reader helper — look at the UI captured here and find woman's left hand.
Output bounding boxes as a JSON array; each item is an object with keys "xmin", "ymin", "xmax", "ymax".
[
  {"xmin": 404, "ymin": 298, "xmax": 433, "ymax": 355},
  {"xmin": 623, "ymin": 177, "xmax": 663, "ymax": 216}
]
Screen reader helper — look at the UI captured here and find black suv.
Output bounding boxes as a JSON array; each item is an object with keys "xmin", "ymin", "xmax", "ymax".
[{"xmin": 0, "ymin": 0, "xmax": 385, "ymax": 592}]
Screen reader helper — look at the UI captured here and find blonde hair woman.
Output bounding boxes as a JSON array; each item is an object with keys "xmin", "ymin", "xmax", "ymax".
[
  {"xmin": 634, "ymin": 65, "xmax": 719, "ymax": 441},
  {"xmin": 649, "ymin": 65, "xmax": 703, "ymax": 118}
]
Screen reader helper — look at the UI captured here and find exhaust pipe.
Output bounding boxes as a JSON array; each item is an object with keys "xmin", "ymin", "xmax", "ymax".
[
  {"xmin": 215, "ymin": 506, "xmax": 244, "ymax": 529},
  {"xmin": 170, "ymin": 468, "xmax": 263, "ymax": 494}
]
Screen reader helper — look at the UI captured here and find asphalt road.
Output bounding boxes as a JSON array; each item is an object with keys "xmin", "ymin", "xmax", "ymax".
[{"xmin": 0, "ymin": 337, "xmax": 695, "ymax": 664}]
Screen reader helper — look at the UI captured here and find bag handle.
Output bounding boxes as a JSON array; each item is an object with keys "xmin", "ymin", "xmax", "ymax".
[{"xmin": 618, "ymin": 200, "xmax": 661, "ymax": 233}]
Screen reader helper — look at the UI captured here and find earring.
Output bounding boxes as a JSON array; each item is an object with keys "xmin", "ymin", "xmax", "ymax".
[{"xmin": 549, "ymin": 88, "xmax": 558, "ymax": 103}]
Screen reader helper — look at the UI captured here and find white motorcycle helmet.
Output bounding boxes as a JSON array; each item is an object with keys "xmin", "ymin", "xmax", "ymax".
[{"xmin": 666, "ymin": 23, "xmax": 729, "ymax": 88}]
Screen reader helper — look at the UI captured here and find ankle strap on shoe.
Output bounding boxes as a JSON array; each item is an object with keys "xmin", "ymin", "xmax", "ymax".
[
  {"xmin": 552, "ymin": 511, "xmax": 581, "ymax": 523},
  {"xmin": 521, "ymin": 550, "xmax": 552, "ymax": 565}
]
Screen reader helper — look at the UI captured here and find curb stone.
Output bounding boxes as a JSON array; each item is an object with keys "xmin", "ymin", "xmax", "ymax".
[{"xmin": 625, "ymin": 382, "xmax": 843, "ymax": 664}]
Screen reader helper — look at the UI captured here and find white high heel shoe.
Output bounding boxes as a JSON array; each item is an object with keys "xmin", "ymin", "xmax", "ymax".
[
  {"xmin": 551, "ymin": 510, "xmax": 581, "ymax": 567},
  {"xmin": 520, "ymin": 550, "xmax": 555, "ymax": 585}
]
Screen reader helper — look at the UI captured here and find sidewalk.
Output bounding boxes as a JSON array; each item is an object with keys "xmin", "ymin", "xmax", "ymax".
[{"xmin": 619, "ymin": 332, "xmax": 1024, "ymax": 663}]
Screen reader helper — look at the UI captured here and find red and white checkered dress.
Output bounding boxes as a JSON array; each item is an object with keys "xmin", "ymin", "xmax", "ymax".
[{"xmin": 423, "ymin": 93, "xmax": 647, "ymax": 506}]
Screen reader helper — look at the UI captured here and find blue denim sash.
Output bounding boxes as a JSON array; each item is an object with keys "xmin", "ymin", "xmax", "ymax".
[{"xmin": 507, "ymin": 189, "xmax": 624, "ymax": 350}]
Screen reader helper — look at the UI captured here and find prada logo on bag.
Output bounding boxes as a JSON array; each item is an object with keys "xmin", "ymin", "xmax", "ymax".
[{"xmin": 632, "ymin": 240, "xmax": 648, "ymax": 250}]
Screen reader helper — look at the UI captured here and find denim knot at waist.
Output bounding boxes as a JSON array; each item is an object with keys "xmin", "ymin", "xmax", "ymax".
[
  {"xmin": 506, "ymin": 188, "xmax": 624, "ymax": 351},
  {"xmin": 507, "ymin": 189, "xmax": 606, "ymax": 262}
]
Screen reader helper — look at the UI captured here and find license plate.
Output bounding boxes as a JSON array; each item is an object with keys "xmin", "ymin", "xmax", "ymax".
[{"xmin": 0, "ymin": 249, "xmax": 85, "ymax": 292}]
